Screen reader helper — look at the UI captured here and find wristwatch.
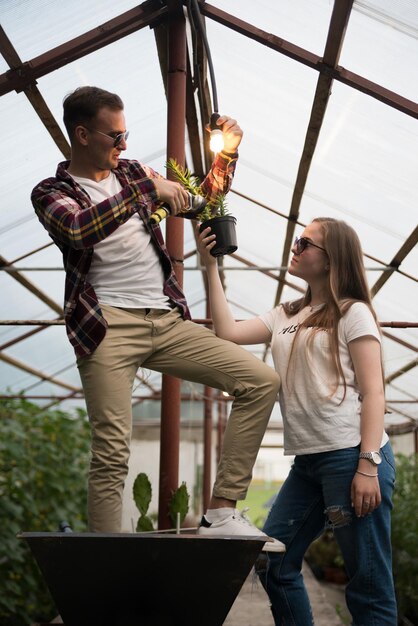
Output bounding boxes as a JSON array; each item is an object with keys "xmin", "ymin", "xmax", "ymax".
[{"xmin": 359, "ymin": 451, "xmax": 382, "ymax": 466}]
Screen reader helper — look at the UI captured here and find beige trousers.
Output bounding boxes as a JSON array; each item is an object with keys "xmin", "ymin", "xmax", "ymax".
[{"xmin": 77, "ymin": 304, "xmax": 280, "ymax": 532}]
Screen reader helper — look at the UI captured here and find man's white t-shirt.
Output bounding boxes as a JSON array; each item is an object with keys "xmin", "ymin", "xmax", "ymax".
[
  {"xmin": 259, "ymin": 302, "xmax": 389, "ymax": 455},
  {"xmin": 72, "ymin": 172, "xmax": 171, "ymax": 309}
]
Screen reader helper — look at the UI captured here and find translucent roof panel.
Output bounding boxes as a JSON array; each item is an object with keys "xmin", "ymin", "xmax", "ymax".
[
  {"xmin": 299, "ymin": 81, "xmax": 418, "ymax": 258},
  {"xmin": 210, "ymin": 0, "xmax": 334, "ymax": 55},
  {"xmin": 0, "ymin": 0, "xmax": 140, "ymax": 60},
  {"xmin": 0, "ymin": 0, "xmax": 416, "ymax": 428},
  {"xmin": 207, "ymin": 18, "xmax": 319, "ymax": 211},
  {"xmin": 343, "ymin": 1, "xmax": 418, "ymax": 102}
]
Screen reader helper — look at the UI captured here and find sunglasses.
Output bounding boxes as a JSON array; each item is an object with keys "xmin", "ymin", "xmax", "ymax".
[
  {"xmin": 86, "ymin": 127, "xmax": 129, "ymax": 148},
  {"xmin": 293, "ymin": 236, "xmax": 326, "ymax": 254}
]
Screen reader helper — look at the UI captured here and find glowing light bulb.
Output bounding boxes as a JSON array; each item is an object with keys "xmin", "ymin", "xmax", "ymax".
[
  {"xmin": 210, "ymin": 129, "xmax": 224, "ymax": 153},
  {"xmin": 209, "ymin": 112, "xmax": 224, "ymax": 154}
]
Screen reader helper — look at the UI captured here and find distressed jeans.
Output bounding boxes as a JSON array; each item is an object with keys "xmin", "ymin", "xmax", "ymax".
[{"xmin": 256, "ymin": 442, "xmax": 397, "ymax": 626}]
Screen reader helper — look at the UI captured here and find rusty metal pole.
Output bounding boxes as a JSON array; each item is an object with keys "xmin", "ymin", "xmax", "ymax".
[
  {"xmin": 202, "ymin": 297, "xmax": 213, "ymax": 511},
  {"xmin": 202, "ymin": 385, "xmax": 213, "ymax": 511},
  {"xmin": 217, "ymin": 394, "xmax": 227, "ymax": 466},
  {"xmin": 158, "ymin": 5, "xmax": 187, "ymax": 530}
]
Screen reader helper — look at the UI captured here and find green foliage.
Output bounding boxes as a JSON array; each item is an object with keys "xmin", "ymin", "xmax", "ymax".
[
  {"xmin": 198, "ymin": 201, "xmax": 215, "ymax": 223},
  {"xmin": 169, "ymin": 482, "xmax": 189, "ymax": 528},
  {"xmin": 133, "ymin": 472, "xmax": 152, "ymax": 516},
  {"xmin": 213, "ymin": 193, "xmax": 229, "ymax": 217},
  {"xmin": 133, "ymin": 472, "xmax": 154, "ymax": 532},
  {"xmin": 132, "ymin": 473, "xmax": 190, "ymax": 531},
  {"xmin": 165, "ymin": 159, "xmax": 229, "ymax": 222},
  {"xmin": 391, "ymin": 453, "xmax": 418, "ymax": 624},
  {"xmin": 0, "ymin": 397, "xmax": 90, "ymax": 626},
  {"xmin": 165, "ymin": 158, "xmax": 202, "ymax": 195}
]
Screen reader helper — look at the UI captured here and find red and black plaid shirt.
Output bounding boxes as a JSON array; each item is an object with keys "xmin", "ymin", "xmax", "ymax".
[{"xmin": 31, "ymin": 154, "xmax": 237, "ymax": 357}]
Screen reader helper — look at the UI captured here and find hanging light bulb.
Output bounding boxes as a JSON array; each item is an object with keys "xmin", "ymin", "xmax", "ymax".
[{"xmin": 209, "ymin": 112, "xmax": 224, "ymax": 154}]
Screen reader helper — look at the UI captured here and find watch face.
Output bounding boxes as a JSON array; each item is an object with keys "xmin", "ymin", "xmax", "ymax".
[{"xmin": 371, "ymin": 451, "xmax": 382, "ymax": 465}]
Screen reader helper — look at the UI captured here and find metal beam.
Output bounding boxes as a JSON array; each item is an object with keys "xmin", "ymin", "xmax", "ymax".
[
  {"xmin": 198, "ymin": 2, "xmax": 418, "ymax": 119},
  {"xmin": 274, "ymin": 0, "xmax": 355, "ymax": 308},
  {"xmin": 230, "ymin": 190, "xmax": 417, "ymax": 284},
  {"xmin": 0, "ymin": 254, "xmax": 63, "ymax": 316},
  {"xmin": 228, "ymin": 251, "xmax": 304, "ymax": 291},
  {"xmin": 385, "ymin": 358, "xmax": 418, "ymax": 385},
  {"xmin": 0, "ymin": 352, "xmax": 80, "ymax": 392},
  {"xmin": 158, "ymin": 1, "xmax": 187, "ymax": 530},
  {"xmin": 382, "ymin": 330, "xmax": 418, "ymax": 353},
  {"xmin": 0, "ymin": 26, "xmax": 70, "ymax": 158},
  {"xmin": 0, "ymin": 0, "xmax": 167, "ymax": 96},
  {"xmin": 371, "ymin": 225, "xmax": 418, "ymax": 296}
]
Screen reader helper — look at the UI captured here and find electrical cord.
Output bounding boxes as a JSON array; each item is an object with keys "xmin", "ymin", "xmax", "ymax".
[{"xmin": 188, "ymin": 0, "xmax": 219, "ymax": 113}]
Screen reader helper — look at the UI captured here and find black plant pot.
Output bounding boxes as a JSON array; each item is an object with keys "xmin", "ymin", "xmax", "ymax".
[{"xmin": 199, "ymin": 215, "xmax": 238, "ymax": 257}]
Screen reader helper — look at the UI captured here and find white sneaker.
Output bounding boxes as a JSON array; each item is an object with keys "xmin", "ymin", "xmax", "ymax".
[{"xmin": 197, "ymin": 508, "xmax": 286, "ymax": 553}]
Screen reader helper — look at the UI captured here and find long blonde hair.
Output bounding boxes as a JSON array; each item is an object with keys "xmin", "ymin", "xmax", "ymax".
[{"xmin": 283, "ymin": 218, "xmax": 382, "ymax": 400}]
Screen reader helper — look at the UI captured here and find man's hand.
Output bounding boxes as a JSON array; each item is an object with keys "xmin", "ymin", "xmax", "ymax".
[
  {"xmin": 153, "ymin": 178, "xmax": 190, "ymax": 215},
  {"xmin": 208, "ymin": 115, "xmax": 243, "ymax": 153}
]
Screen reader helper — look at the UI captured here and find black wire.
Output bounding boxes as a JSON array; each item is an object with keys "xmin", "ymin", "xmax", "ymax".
[{"xmin": 189, "ymin": 0, "xmax": 219, "ymax": 113}]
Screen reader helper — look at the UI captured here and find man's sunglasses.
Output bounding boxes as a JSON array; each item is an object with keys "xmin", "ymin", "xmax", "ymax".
[
  {"xmin": 85, "ymin": 127, "xmax": 129, "ymax": 148},
  {"xmin": 293, "ymin": 236, "xmax": 326, "ymax": 254}
]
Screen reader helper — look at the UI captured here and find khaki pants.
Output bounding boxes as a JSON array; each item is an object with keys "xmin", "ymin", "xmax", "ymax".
[{"xmin": 77, "ymin": 304, "xmax": 280, "ymax": 532}]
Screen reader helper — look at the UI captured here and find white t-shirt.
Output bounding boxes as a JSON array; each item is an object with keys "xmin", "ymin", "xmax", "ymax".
[
  {"xmin": 72, "ymin": 172, "xmax": 171, "ymax": 309},
  {"xmin": 259, "ymin": 302, "xmax": 389, "ymax": 455}
]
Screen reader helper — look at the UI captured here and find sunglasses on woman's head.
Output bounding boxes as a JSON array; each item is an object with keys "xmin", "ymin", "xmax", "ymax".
[{"xmin": 293, "ymin": 236, "xmax": 326, "ymax": 254}]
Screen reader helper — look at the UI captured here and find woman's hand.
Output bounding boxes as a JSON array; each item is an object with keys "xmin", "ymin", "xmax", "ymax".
[
  {"xmin": 197, "ymin": 225, "xmax": 218, "ymax": 268},
  {"xmin": 351, "ymin": 472, "xmax": 381, "ymax": 518}
]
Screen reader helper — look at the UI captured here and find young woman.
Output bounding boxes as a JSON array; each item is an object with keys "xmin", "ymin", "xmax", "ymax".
[{"xmin": 197, "ymin": 217, "xmax": 397, "ymax": 625}]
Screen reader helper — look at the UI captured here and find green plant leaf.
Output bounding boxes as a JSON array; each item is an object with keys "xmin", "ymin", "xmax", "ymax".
[
  {"xmin": 136, "ymin": 514, "xmax": 154, "ymax": 532},
  {"xmin": 132, "ymin": 472, "xmax": 152, "ymax": 516},
  {"xmin": 169, "ymin": 482, "xmax": 189, "ymax": 527},
  {"xmin": 165, "ymin": 158, "xmax": 202, "ymax": 194}
]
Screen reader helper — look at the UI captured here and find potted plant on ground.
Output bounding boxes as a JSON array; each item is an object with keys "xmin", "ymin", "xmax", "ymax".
[{"xmin": 165, "ymin": 159, "xmax": 237, "ymax": 257}]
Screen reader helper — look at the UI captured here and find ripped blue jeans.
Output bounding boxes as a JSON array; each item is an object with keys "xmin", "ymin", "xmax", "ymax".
[{"xmin": 256, "ymin": 442, "xmax": 397, "ymax": 625}]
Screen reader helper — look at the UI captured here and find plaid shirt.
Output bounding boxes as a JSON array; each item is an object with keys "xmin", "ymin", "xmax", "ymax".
[{"xmin": 31, "ymin": 154, "xmax": 238, "ymax": 357}]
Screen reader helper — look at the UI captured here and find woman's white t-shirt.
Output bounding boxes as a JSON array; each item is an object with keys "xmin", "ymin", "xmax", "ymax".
[
  {"xmin": 72, "ymin": 172, "xmax": 171, "ymax": 309},
  {"xmin": 259, "ymin": 302, "xmax": 389, "ymax": 455}
]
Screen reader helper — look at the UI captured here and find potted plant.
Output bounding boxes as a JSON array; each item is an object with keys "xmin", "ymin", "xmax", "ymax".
[{"xmin": 166, "ymin": 159, "xmax": 237, "ymax": 257}]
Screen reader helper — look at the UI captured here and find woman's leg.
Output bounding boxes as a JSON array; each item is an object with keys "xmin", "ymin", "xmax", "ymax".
[
  {"xmin": 326, "ymin": 443, "xmax": 397, "ymax": 626},
  {"xmin": 256, "ymin": 457, "xmax": 326, "ymax": 626}
]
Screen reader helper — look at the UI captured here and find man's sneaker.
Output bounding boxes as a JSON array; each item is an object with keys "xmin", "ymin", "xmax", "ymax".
[{"xmin": 197, "ymin": 508, "xmax": 285, "ymax": 553}]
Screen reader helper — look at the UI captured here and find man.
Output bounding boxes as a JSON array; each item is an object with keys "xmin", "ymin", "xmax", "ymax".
[{"xmin": 31, "ymin": 86, "xmax": 283, "ymax": 551}]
